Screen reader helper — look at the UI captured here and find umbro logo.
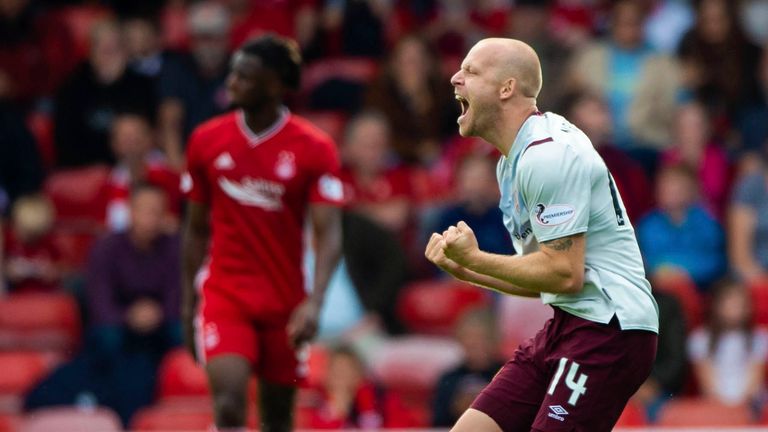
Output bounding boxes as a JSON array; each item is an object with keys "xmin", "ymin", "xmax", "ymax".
[
  {"xmin": 214, "ymin": 152, "xmax": 235, "ymax": 170},
  {"xmin": 548, "ymin": 405, "xmax": 568, "ymax": 422}
]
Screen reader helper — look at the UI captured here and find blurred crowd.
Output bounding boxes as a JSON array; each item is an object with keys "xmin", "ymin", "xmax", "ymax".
[{"xmin": 2, "ymin": 0, "xmax": 768, "ymax": 429}]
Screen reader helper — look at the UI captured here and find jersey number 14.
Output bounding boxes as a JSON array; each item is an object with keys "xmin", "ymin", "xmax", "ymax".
[{"xmin": 547, "ymin": 357, "xmax": 588, "ymax": 405}]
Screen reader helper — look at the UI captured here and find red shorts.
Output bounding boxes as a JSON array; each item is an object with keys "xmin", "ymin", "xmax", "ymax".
[
  {"xmin": 471, "ymin": 307, "xmax": 657, "ymax": 432},
  {"xmin": 194, "ymin": 276, "xmax": 308, "ymax": 386}
]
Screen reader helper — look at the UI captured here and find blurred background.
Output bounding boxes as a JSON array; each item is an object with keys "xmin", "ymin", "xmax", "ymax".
[{"xmin": 1, "ymin": 0, "xmax": 768, "ymax": 430}]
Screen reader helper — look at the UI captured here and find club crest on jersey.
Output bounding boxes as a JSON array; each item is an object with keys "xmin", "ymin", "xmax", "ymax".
[
  {"xmin": 534, "ymin": 203, "xmax": 575, "ymax": 226},
  {"xmin": 275, "ymin": 151, "xmax": 296, "ymax": 179}
]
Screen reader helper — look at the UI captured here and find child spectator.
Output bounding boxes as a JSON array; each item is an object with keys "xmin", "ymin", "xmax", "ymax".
[
  {"xmin": 638, "ymin": 164, "xmax": 726, "ymax": 291},
  {"xmin": 3, "ymin": 194, "xmax": 62, "ymax": 293},
  {"xmin": 307, "ymin": 345, "xmax": 386, "ymax": 429},
  {"xmin": 688, "ymin": 279, "xmax": 768, "ymax": 413},
  {"xmin": 106, "ymin": 114, "xmax": 180, "ymax": 232}
]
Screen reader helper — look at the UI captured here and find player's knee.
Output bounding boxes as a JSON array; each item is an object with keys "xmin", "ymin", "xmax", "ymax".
[{"xmin": 213, "ymin": 391, "xmax": 246, "ymax": 427}]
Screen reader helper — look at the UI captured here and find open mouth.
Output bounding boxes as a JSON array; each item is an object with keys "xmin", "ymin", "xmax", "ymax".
[{"xmin": 455, "ymin": 94, "xmax": 469, "ymax": 116}]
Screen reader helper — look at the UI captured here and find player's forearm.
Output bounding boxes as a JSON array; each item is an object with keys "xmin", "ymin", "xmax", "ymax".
[
  {"xmin": 181, "ymin": 225, "xmax": 209, "ymax": 314},
  {"xmin": 454, "ymin": 266, "xmax": 539, "ymax": 298},
  {"xmin": 309, "ymin": 208, "xmax": 343, "ymax": 305},
  {"xmin": 464, "ymin": 250, "xmax": 581, "ymax": 294}
]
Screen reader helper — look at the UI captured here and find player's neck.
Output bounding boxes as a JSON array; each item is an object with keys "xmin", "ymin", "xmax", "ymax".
[
  {"xmin": 487, "ymin": 101, "xmax": 538, "ymax": 157},
  {"xmin": 242, "ymin": 104, "xmax": 284, "ymax": 135}
]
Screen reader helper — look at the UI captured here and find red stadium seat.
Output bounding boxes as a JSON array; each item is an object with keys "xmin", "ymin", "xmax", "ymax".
[
  {"xmin": 132, "ymin": 401, "xmax": 260, "ymax": 431},
  {"xmin": 0, "ymin": 413, "xmax": 19, "ymax": 432},
  {"xmin": 749, "ymin": 279, "xmax": 768, "ymax": 325},
  {"xmin": 397, "ymin": 280, "xmax": 492, "ymax": 334},
  {"xmin": 652, "ymin": 271, "xmax": 703, "ymax": 330},
  {"xmin": 498, "ymin": 295, "xmax": 553, "ymax": 357},
  {"xmin": 0, "ymin": 293, "xmax": 81, "ymax": 352},
  {"xmin": 156, "ymin": 349, "xmax": 209, "ymax": 399},
  {"xmin": 306, "ymin": 343, "xmax": 329, "ymax": 388},
  {"xmin": 44, "ymin": 165, "xmax": 111, "ymax": 225},
  {"xmin": 0, "ymin": 351, "xmax": 62, "ymax": 414},
  {"xmin": 657, "ymin": 398, "xmax": 753, "ymax": 426},
  {"xmin": 301, "ymin": 57, "xmax": 378, "ymax": 95},
  {"xmin": 368, "ymin": 335, "xmax": 462, "ymax": 393},
  {"xmin": 18, "ymin": 407, "xmax": 122, "ymax": 432},
  {"xmin": 614, "ymin": 400, "xmax": 647, "ymax": 427}
]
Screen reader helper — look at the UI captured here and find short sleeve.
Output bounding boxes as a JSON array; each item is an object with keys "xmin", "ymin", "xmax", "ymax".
[
  {"xmin": 181, "ymin": 130, "xmax": 210, "ymax": 204},
  {"xmin": 731, "ymin": 173, "xmax": 764, "ymax": 209},
  {"xmin": 687, "ymin": 328, "xmax": 709, "ymax": 361},
  {"xmin": 518, "ymin": 144, "xmax": 590, "ymax": 243},
  {"xmin": 308, "ymin": 136, "xmax": 344, "ymax": 205}
]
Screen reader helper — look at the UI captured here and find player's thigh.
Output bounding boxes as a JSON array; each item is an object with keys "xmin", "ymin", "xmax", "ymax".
[
  {"xmin": 451, "ymin": 408, "xmax": 503, "ymax": 432},
  {"xmin": 198, "ymin": 291, "xmax": 260, "ymax": 367},
  {"xmin": 469, "ymin": 336, "xmax": 550, "ymax": 432},
  {"xmin": 257, "ymin": 323, "xmax": 306, "ymax": 386},
  {"xmin": 532, "ymin": 329, "xmax": 657, "ymax": 432}
]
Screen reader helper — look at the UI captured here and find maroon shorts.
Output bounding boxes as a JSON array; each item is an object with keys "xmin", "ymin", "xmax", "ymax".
[{"xmin": 471, "ymin": 307, "xmax": 657, "ymax": 432}]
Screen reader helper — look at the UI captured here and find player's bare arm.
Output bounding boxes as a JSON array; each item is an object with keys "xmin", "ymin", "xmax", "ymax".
[
  {"xmin": 287, "ymin": 204, "xmax": 342, "ymax": 347},
  {"xmin": 425, "ymin": 232, "xmax": 538, "ymax": 297},
  {"xmin": 442, "ymin": 221, "xmax": 585, "ymax": 294},
  {"xmin": 181, "ymin": 201, "xmax": 211, "ymax": 358}
]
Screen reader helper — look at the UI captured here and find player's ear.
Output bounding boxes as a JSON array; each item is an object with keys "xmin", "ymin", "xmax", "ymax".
[{"xmin": 500, "ymin": 77, "xmax": 515, "ymax": 100}]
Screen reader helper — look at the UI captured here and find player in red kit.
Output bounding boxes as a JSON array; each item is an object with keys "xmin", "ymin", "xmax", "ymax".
[{"xmin": 181, "ymin": 35, "xmax": 343, "ymax": 432}]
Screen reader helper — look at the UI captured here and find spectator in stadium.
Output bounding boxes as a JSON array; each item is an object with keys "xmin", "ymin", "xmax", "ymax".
[
  {"xmin": 568, "ymin": 0, "xmax": 681, "ymax": 154},
  {"xmin": 661, "ymin": 100, "xmax": 731, "ymax": 219},
  {"xmin": 366, "ymin": 35, "xmax": 458, "ymax": 165},
  {"xmin": 632, "ymin": 289, "xmax": 688, "ymax": 422},
  {"xmin": 0, "ymin": 101, "xmax": 45, "ymax": 212},
  {"xmin": 428, "ymin": 154, "xmax": 513, "ymax": 262},
  {"xmin": 677, "ymin": 0, "xmax": 763, "ymax": 123},
  {"xmin": 422, "ymin": 0, "xmax": 509, "ymax": 59},
  {"xmin": 638, "ymin": 163, "xmax": 726, "ymax": 291},
  {"xmin": 86, "ymin": 183, "xmax": 181, "ymax": 423},
  {"xmin": 122, "ymin": 13, "xmax": 179, "ymax": 83},
  {"xmin": 737, "ymin": 47, "xmax": 768, "ymax": 154},
  {"xmin": 106, "ymin": 114, "xmax": 180, "ymax": 232},
  {"xmin": 25, "ymin": 184, "xmax": 180, "ymax": 426},
  {"xmin": 53, "ymin": 20, "xmax": 157, "ymax": 168},
  {"xmin": 3, "ymin": 194, "xmax": 62, "ymax": 293},
  {"xmin": 508, "ymin": 0, "xmax": 573, "ymax": 111},
  {"xmin": 306, "ymin": 345, "xmax": 386, "ymax": 429},
  {"xmin": 432, "ymin": 308, "xmax": 503, "ymax": 427},
  {"xmin": 297, "ymin": 0, "xmax": 388, "ymax": 59},
  {"xmin": 339, "ymin": 111, "xmax": 412, "ymax": 237},
  {"xmin": 728, "ymin": 150, "xmax": 768, "ymax": 284},
  {"xmin": 157, "ymin": 1, "xmax": 231, "ymax": 169},
  {"xmin": 688, "ymin": 279, "xmax": 768, "ymax": 412},
  {"xmin": 0, "ymin": 0, "xmax": 76, "ymax": 106},
  {"xmin": 563, "ymin": 90, "xmax": 653, "ymax": 222}
]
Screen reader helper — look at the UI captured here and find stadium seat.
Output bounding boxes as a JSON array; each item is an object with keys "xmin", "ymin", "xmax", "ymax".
[
  {"xmin": 614, "ymin": 400, "xmax": 647, "ymax": 427},
  {"xmin": 301, "ymin": 57, "xmax": 378, "ymax": 96},
  {"xmin": 18, "ymin": 407, "xmax": 122, "ymax": 432},
  {"xmin": 397, "ymin": 280, "xmax": 492, "ymax": 334},
  {"xmin": 0, "ymin": 293, "xmax": 81, "ymax": 352},
  {"xmin": 498, "ymin": 295, "xmax": 553, "ymax": 357},
  {"xmin": 0, "ymin": 414, "xmax": 19, "ymax": 432},
  {"xmin": 368, "ymin": 335, "xmax": 463, "ymax": 393},
  {"xmin": 156, "ymin": 349, "xmax": 209, "ymax": 399},
  {"xmin": 657, "ymin": 398, "xmax": 753, "ymax": 426},
  {"xmin": 0, "ymin": 351, "xmax": 62, "ymax": 414},
  {"xmin": 306, "ymin": 343, "xmax": 329, "ymax": 388},
  {"xmin": 132, "ymin": 401, "xmax": 260, "ymax": 431},
  {"xmin": 44, "ymin": 165, "xmax": 111, "ymax": 225},
  {"xmin": 651, "ymin": 271, "xmax": 703, "ymax": 330}
]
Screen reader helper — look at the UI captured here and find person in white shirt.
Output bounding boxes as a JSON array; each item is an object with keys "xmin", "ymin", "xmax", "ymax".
[{"xmin": 425, "ymin": 38, "xmax": 659, "ymax": 432}]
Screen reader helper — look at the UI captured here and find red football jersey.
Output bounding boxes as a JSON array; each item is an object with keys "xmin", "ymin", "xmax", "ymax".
[{"xmin": 183, "ymin": 108, "xmax": 343, "ymax": 316}]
